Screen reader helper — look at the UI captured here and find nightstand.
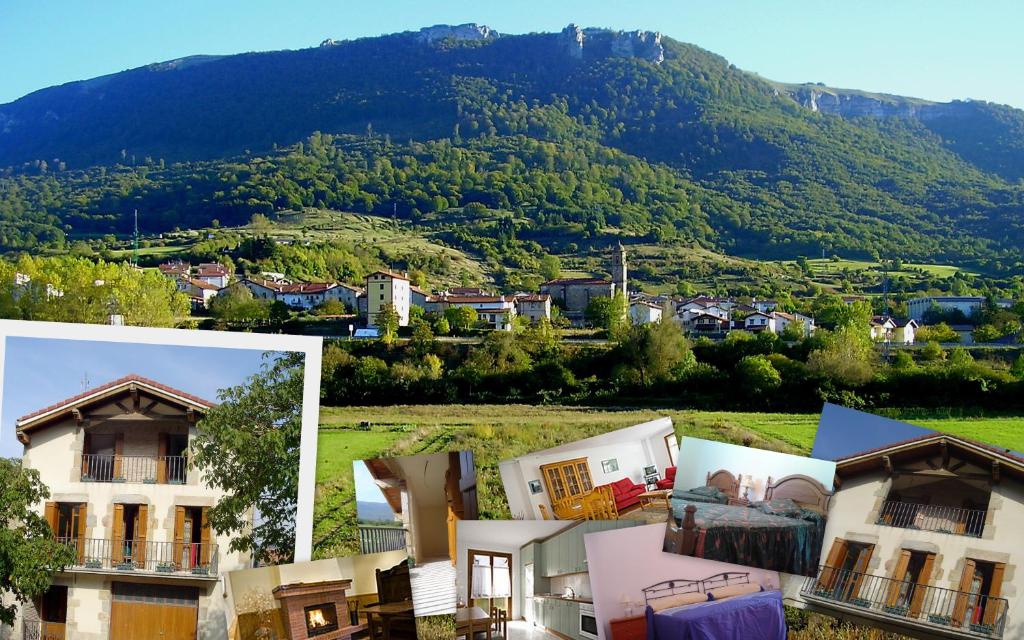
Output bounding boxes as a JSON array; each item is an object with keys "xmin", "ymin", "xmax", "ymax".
[
  {"xmin": 609, "ymin": 614, "xmax": 647, "ymax": 640},
  {"xmin": 728, "ymin": 496, "xmax": 750, "ymax": 507}
]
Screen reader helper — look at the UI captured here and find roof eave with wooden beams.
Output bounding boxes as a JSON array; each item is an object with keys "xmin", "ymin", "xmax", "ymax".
[
  {"xmin": 835, "ymin": 435, "xmax": 1024, "ymax": 485},
  {"xmin": 363, "ymin": 458, "xmax": 404, "ymax": 515},
  {"xmin": 15, "ymin": 375, "xmax": 216, "ymax": 445}
]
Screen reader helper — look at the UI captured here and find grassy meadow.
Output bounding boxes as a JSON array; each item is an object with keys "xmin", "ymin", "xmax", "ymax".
[{"xmin": 311, "ymin": 404, "xmax": 1024, "ymax": 559}]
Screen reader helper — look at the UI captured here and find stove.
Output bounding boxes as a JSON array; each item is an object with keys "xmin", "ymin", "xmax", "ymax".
[{"xmin": 272, "ymin": 580, "xmax": 355, "ymax": 640}]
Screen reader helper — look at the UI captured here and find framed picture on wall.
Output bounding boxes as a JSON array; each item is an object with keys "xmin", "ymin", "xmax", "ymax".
[
  {"xmin": 528, "ymin": 480, "xmax": 543, "ymax": 494},
  {"xmin": 601, "ymin": 459, "xmax": 619, "ymax": 474}
]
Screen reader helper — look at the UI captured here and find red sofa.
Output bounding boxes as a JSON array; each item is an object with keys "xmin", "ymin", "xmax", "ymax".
[
  {"xmin": 603, "ymin": 477, "xmax": 646, "ymax": 512},
  {"xmin": 656, "ymin": 466, "xmax": 676, "ymax": 490}
]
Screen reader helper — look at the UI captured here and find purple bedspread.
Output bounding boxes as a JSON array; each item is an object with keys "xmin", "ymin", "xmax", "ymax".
[{"xmin": 646, "ymin": 590, "xmax": 786, "ymax": 640}]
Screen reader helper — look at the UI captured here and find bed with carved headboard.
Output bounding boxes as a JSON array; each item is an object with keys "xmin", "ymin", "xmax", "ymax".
[
  {"xmin": 665, "ymin": 474, "xmax": 833, "ymax": 576},
  {"xmin": 670, "ymin": 468, "xmax": 743, "ymax": 505},
  {"xmin": 642, "ymin": 572, "xmax": 786, "ymax": 640}
]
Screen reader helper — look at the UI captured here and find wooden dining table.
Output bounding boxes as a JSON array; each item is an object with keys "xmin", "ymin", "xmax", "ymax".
[
  {"xmin": 362, "ymin": 601, "xmax": 416, "ymax": 640},
  {"xmin": 456, "ymin": 605, "xmax": 492, "ymax": 640}
]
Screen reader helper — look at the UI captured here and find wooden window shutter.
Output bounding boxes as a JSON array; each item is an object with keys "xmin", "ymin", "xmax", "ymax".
[
  {"xmin": 136, "ymin": 505, "xmax": 148, "ymax": 566},
  {"xmin": 76, "ymin": 503, "xmax": 88, "ymax": 564},
  {"xmin": 909, "ymin": 553, "xmax": 936, "ymax": 617},
  {"xmin": 818, "ymin": 538, "xmax": 848, "ymax": 591},
  {"xmin": 173, "ymin": 506, "xmax": 186, "ymax": 569},
  {"xmin": 113, "ymin": 433, "xmax": 124, "ymax": 479},
  {"xmin": 44, "ymin": 502, "xmax": 57, "ymax": 535},
  {"xmin": 200, "ymin": 507, "xmax": 212, "ymax": 566},
  {"xmin": 886, "ymin": 549, "xmax": 913, "ymax": 606},
  {"xmin": 156, "ymin": 433, "xmax": 168, "ymax": 484},
  {"xmin": 953, "ymin": 559, "xmax": 977, "ymax": 627},
  {"xmin": 982, "ymin": 563, "xmax": 1006, "ymax": 626},
  {"xmin": 112, "ymin": 504, "xmax": 125, "ymax": 564}
]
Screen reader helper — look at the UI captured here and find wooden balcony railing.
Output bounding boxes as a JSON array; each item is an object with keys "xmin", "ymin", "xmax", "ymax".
[
  {"xmin": 22, "ymin": 620, "xmax": 66, "ymax": 640},
  {"xmin": 57, "ymin": 537, "xmax": 218, "ymax": 577},
  {"xmin": 801, "ymin": 565, "xmax": 1008, "ymax": 638},
  {"xmin": 877, "ymin": 500, "xmax": 987, "ymax": 537},
  {"xmin": 81, "ymin": 453, "xmax": 188, "ymax": 484},
  {"xmin": 358, "ymin": 525, "xmax": 407, "ymax": 554}
]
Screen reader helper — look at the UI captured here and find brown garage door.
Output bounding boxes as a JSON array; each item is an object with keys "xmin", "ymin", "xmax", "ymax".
[{"xmin": 110, "ymin": 583, "xmax": 199, "ymax": 640}]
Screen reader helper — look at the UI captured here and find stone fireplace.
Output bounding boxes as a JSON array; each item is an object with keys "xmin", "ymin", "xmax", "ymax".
[{"xmin": 272, "ymin": 580, "xmax": 357, "ymax": 640}]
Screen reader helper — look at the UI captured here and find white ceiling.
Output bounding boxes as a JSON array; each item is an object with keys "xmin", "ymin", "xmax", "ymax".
[{"xmin": 457, "ymin": 521, "xmax": 574, "ymax": 549}]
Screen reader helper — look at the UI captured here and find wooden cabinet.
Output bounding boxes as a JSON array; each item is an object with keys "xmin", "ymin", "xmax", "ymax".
[
  {"xmin": 541, "ymin": 458, "xmax": 595, "ymax": 502},
  {"xmin": 609, "ymin": 615, "xmax": 647, "ymax": 640}
]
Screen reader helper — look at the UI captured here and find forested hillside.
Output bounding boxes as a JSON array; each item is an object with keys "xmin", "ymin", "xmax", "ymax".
[{"xmin": 1, "ymin": 25, "xmax": 1022, "ymax": 267}]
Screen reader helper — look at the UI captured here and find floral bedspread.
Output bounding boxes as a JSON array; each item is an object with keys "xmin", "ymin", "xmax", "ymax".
[
  {"xmin": 668, "ymin": 499, "xmax": 826, "ymax": 576},
  {"xmin": 671, "ymin": 485, "xmax": 730, "ymax": 505}
]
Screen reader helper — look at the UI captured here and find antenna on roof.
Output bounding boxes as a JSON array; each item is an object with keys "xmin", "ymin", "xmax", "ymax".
[{"xmin": 80, "ymin": 372, "xmax": 91, "ymax": 392}]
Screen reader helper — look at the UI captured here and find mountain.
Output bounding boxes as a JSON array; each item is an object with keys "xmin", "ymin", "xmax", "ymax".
[
  {"xmin": 356, "ymin": 500, "xmax": 398, "ymax": 523},
  {"xmin": 1, "ymin": 24, "xmax": 1022, "ymax": 267}
]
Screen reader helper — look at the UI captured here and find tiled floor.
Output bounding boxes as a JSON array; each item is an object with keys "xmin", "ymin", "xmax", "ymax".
[
  {"xmin": 506, "ymin": 620, "xmax": 555, "ymax": 640},
  {"xmin": 411, "ymin": 557, "xmax": 457, "ymax": 616}
]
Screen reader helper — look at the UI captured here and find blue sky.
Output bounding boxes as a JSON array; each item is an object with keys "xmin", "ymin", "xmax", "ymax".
[
  {"xmin": 811, "ymin": 404, "xmax": 934, "ymax": 460},
  {"xmin": 354, "ymin": 460, "xmax": 390, "ymax": 507},
  {"xmin": 2, "ymin": 1, "xmax": 1022, "ymax": 108},
  {"xmin": 0, "ymin": 336, "xmax": 280, "ymax": 458}
]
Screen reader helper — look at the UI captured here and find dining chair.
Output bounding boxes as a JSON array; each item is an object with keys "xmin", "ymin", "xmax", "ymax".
[{"xmin": 539, "ymin": 504, "xmax": 552, "ymax": 520}]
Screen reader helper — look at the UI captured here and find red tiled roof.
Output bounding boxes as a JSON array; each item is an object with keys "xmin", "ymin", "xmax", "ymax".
[
  {"xmin": 368, "ymin": 270, "xmax": 409, "ymax": 281},
  {"xmin": 17, "ymin": 374, "xmax": 217, "ymax": 426},
  {"xmin": 188, "ymin": 278, "xmax": 220, "ymax": 291},
  {"xmin": 279, "ymin": 283, "xmax": 335, "ymax": 294},
  {"xmin": 514, "ymin": 294, "xmax": 551, "ymax": 302},
  {"xmin": 436, "ymin": 295, "xmax": 511, "ymax": 304}
]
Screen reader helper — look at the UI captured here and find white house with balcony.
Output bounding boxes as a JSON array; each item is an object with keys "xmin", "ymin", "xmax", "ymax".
[
  {"xmin": 4, "ymin": 375, "xmax": 250, "ymax": 640},
  {"xmin": 785, "ymin": 434, "xmax": 1024, "ymax": 640}
]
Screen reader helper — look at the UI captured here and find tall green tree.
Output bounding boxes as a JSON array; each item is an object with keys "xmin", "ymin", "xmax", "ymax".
[
  {"xmin": 0, "ymin": 459, "xmax": 76, "ymax": 626},
  {"xmin": 190, "ymin": 352, "xmax": 306, "ymax": 565}
]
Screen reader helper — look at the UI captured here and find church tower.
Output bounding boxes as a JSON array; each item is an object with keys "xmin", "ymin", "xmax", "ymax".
[{"xmin": 611, "ymin": 241, "xmax": 628, "ymax": 295}]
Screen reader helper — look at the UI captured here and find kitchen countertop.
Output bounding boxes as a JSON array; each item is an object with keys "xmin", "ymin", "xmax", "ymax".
[{"xmin": 531, "ymin": 593, "xmax": 593, "ymax": 604}]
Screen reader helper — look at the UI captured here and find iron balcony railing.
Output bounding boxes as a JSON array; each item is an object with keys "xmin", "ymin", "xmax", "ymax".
[
  {"xmin": 58, "ymin": 537, "xmax": 218, "ymax": 576},
  {"xmin": 81, "ymin": 453, "xmax": 188, "ymax": 484},
  {"xmin": 21, "ymin": 620, "xmax": 66, "ymax": 640},
  {"xmin": 878, "ymin": 500, "xmax": 987, "ymax": 537},
  {"xmin": 802, "ymin": 565, "xmax": 1008, "ymax": 638},
  {"xmin": 358, "ymin": 525, "xmax": 407, "ymax": 554}
]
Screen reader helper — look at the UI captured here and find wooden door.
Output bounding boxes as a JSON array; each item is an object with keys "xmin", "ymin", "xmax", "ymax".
[
  {"xmin": 76, "ymin": 504, "xmax": 88, "ymax": 563},
  {"xmin": 844, "ymin": 544, "xmax": 873, "ymax": 600},
  {"xmin": 457, "ymin": 451, "xmax": 479, "ymax": 520},
  {"xmin": 110, "ymin": 584, "xmax": 198, "ymax": 640},
  {"xmin": 157, "ymin": 433, "xmax": 168, "ymax": 484},
  {"xmin": 173, "ymin": 506, "xmax": 186, "ymax": 569},
  {"xmin": 113, "ymin": 433, "xmax": 124, "ymax": 479},
  {"xmin": 199, "ymin": 507, "xmax": 212, "ymax": 568}
]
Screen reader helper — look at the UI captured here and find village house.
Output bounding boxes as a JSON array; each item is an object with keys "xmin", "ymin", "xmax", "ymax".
[
  {"xmin": 907, "ymin": 297, "xmax": 1013, "ymax": 324},
  {"xmin": 774, "ymin": 311, "xmax": 816, "ymax": 337},
  {"xmin": 176, "ymin": 277, "xmax": 221, "ymax": 311},
  {"xmin": 428, "ymin": 294, "xmax": 518, "ymax": 331},
  {"xmin": 365, "ymin": 271, "xmax": 411, "ymax": 328},
  {"xmin": 236, "ymin": 278, "xmax": 361, "ymax": 311},
  {"xmin": 629, "ymin": 300, "xmax": 663, "ymax": 325},
  {"xmin": 158, "ymin": 261, "xmax": 191, "ymax": 279},
  {"xmin": 194, "ymin": 263, "xmax": 229, "ymax": 289},
  {"xmin": 787, "ymin": 434, "xmax": 1024, "ymax": 640},
  {"xmin": 9, "ymin": 375, "xmax": 250, "ymax": 640},
  {"xmin": 513, "ymin": 293, "xmax": 552, "ymax": 324},
  {"xmin": 744, "ymin": 311, "xmax": 777, "ymax": 333},
  {"xmin": 871, "ymin": 316, "xmax": 919, "ymax": 344},
  {"xmin": 540, "ymin": 243, "xmax": 627, "ymax": 325}
]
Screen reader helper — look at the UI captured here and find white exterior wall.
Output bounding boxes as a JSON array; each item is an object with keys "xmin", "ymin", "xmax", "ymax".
[
  {"xmin": 12, "ymin": 405, "xmax": 251, "ymax": 640},
  {"xmin": 629, "ymin": 304, "xmax": 662, "ymax": 325},
  {"xmin": 367, "ymin": 274, "xmax": 410, "ymax": 327},
  {"xmin": 784, "ymin": 470, "xmax": 1023, "ymax": 639}
]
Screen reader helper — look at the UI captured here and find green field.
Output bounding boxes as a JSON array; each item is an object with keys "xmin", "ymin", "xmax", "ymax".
[{"xmin": 311, "ymin": 405, "xmax": 1024, "ymax": 559}]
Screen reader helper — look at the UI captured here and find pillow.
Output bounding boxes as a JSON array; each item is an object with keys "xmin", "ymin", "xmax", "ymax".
[
  {"xmin": 707, "ymin": 583, "xmax": 763, "ymax": 601},
  {"xmin": 689, "ymin": 485, "xmax": 726, "ymax": 499},
  {"xmin": 753, "ymin": 498, "xmax": 803, "ymax": 517},
  {"xmin": 650, "ymin": 591, "xmax": 709, "ymax": 611}
]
